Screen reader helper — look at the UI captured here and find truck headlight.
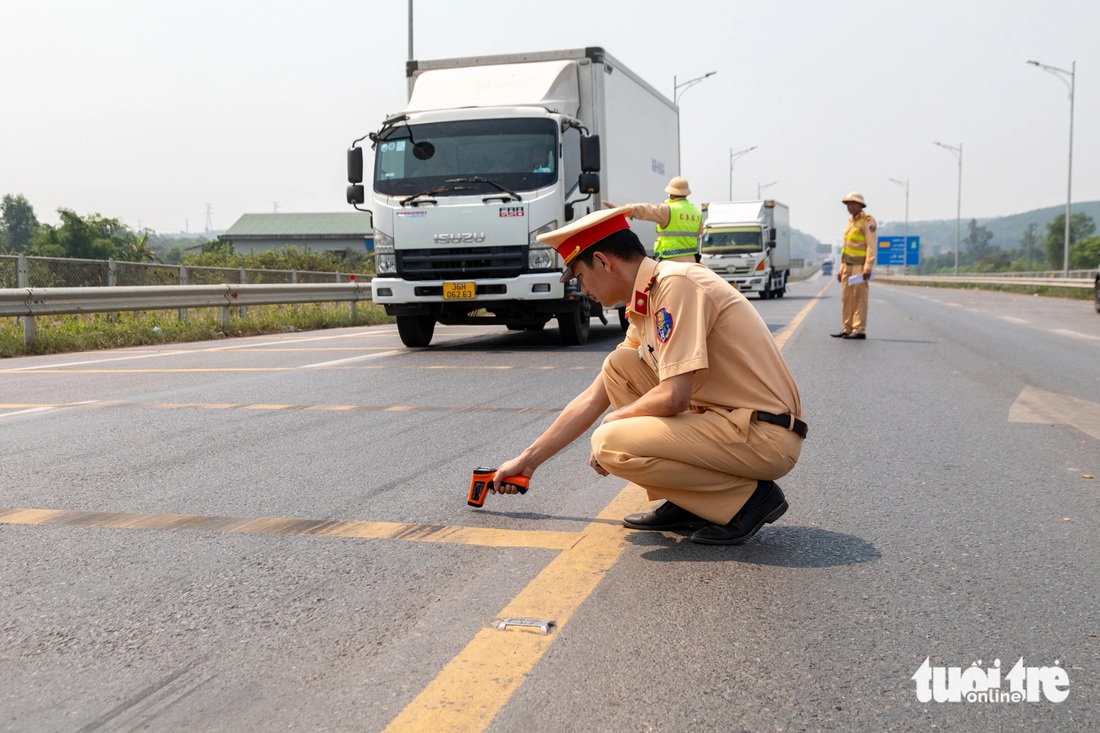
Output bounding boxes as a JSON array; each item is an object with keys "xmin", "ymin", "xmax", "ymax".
[
  {"xmin": 528, "ymin": 221, "xmax": 559, "ymax": 271},
  {"xmin": 374, "ymin": 230, "xmax": 396, "ymax": 274}
]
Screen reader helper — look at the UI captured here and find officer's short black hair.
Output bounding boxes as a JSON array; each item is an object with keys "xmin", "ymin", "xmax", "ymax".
[{"xmin": 574, "ymin": 228, "xmax": 647, "ymax": 269}]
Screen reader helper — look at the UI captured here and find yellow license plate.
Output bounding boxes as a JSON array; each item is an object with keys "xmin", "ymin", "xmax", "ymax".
[{"xmin": 442, "ymin": 281, "xmax": 476, "ymax": 300}]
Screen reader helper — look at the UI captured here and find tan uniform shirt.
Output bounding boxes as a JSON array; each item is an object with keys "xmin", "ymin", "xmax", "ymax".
[
  {"xmin": 618, "ymin": 258, "xmax": 802, "ymax": 418},
  {"xmin": 843, "ymin": 212, "xmax": 878, "ymax": 269}
]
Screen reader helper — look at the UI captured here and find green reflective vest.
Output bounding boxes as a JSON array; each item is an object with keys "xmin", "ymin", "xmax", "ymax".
[{"xmin": 655, "ymin": 198, "xmax": 702, "ymax": 259}]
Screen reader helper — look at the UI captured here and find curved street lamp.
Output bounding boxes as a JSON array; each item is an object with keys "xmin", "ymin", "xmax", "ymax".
[
  {"xmin": 674, "ymin": 71, "xmax": 717, "ymax": 104},
  {"xmin": 757, "ymin": 181, "xmax": 778, "ymax": 198},
  {"xmin": 1028, "ymin": 59, "xmax": 1076, "ymax": 276},
  {"xmin": 729, "ymin": 146, "xmax": 758, "ymax": 200},
  {"xmin": 888, "ymin": 177, "xmax": 910, "ymax": 270},
  {"xmin": 933, "ymin": 141, "xmax": 963, "ymax": 276},
  {"xmin": 672, "ymin": 71, "xmax": 717, "ymax": 176}
]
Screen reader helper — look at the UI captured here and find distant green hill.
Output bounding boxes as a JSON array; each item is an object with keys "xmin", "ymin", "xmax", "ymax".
[{"xmin": 877, "ymin": 201, "xmax": 1100, "ymax": 253}]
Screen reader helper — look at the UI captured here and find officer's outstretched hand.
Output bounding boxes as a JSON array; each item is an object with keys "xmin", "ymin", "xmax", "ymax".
[
  {"xmin": 836, "ymin": 272, "xmax": 842, "ymax": 283},
  {"xmin": 491, "ymin": 458, "xmax": 534, "ymax": 495}
]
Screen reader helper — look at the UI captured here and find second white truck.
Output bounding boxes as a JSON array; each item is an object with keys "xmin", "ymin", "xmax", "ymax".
[{"xmin": 699, "ymin": 200, "xmax": 791, "ymax": 299}]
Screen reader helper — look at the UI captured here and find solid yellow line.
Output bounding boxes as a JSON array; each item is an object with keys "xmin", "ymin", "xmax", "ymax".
[
  {"xmin": 0, "ymin": 402, "xmax": 560, "ymax": 415},
  {"xmin": 383, "ymin": 484, "xmax": 650, "ymax": 732},
  {"xmin": 773, "ymin": 279, "xmax": 830, "ymax": 350},
  {"xmin": 0, "ymin": 507, "xmax": 582, "ymax": 551},
  {"xmin": 385, "ymin": 284, "xmax": 819, "ymax": 730},
  {"xmin": 0, "ymin": 365, "xmax": 595, "ymax": 375}
]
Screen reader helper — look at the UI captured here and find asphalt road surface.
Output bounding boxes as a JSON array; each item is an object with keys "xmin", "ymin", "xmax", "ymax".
[{"xmin": 1, "ymin": 276, "xmax": 1097, "ymax": 732}]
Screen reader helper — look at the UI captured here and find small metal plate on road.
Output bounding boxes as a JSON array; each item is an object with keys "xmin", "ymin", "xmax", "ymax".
[{"xmin": 497, "ymin": 617, "xmax": 555, "ymax": 634}]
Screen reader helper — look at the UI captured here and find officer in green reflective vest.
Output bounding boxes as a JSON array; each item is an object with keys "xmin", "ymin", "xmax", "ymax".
[{"xmin": 603, "ymin": 177, "xmax": 703, "ymax": 262}]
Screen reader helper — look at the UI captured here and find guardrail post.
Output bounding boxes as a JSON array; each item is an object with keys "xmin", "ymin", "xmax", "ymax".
[
  {"xmin": 291, "ymin": 269, "xmax": 299, "ymax": 316},
  {"xmin": 178, "ymin": 265, "xmax": 188, "ymax": 322},
  {"xmin": 348, "ymin": 273, "xmax": 358, "ymax": 320},
  {"xmin": 18, "ymin": 253, "xmax": 36, "ymax": 347},
  {"xmin": 238, "ymin": 267, "xmax": 246, "ymax": 318},
  {"xmin": 108, "ymin": 258, "xmax": 118, "ymax": 323}
]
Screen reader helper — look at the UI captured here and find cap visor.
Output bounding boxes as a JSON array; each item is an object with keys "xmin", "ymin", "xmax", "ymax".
[{"xmin": 559, "ymin": 265, "xmax": 576, "ymax": 283}]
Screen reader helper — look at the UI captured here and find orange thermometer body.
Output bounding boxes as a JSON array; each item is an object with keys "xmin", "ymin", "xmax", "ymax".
[{"xmin": 467, "ymin": 467, "xmax": 529, "ymax": 507}]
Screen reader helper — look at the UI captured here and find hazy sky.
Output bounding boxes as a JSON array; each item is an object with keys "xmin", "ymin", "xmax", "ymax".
[{"xmin": 3, "ymin": 0, "xmax": 1097, "ymax": 243}]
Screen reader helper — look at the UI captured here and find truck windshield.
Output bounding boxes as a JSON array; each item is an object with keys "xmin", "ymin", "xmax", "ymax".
[
  {"xmin": 701, "ymin": 226, "xmax": 764, "ymax": 255},
  {"xmin": 374, "ymin": 118, "xmax": 557, "ymax": 197}
]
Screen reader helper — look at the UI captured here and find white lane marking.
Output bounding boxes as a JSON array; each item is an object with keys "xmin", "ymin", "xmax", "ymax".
[
  {"xmin": 6, "ymin": 329, "xmax": 402, "ymax": 371},
  {"xmin": 0, "ymin": 400, "xmax": 102, "ymax": 420},
  {"xmin": 1000, "ymin": 316, "xmax": 1031, "ymax": 325},
  {"xmin": 7, "ymin": 351, "xmax": 189, "ymax": 371},
  {"xmin": 301, "ymin": 350, "xmax": 405, "ymax": 368},
  {"xmin": 1052, "ymin": 329, "xmax": 1100, "ymax": 342},
  {"xmin": 1009, "ymin": 386, "xmax": 1100, "ymax": 442}
]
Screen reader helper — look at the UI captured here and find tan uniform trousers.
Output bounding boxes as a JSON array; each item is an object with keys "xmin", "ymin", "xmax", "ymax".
[
  {"xmin": 590, "ymin": 348, "xmax": 802, "ymax": 525},
  {"xmin": 839, "ymin": 261, "xmax": 870, "ymax": 334}
]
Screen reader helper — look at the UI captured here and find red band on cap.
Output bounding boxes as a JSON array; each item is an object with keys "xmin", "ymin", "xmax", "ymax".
[{"xmin": 557, "ymin": 214, "xmax": 630, "ymax": 264}]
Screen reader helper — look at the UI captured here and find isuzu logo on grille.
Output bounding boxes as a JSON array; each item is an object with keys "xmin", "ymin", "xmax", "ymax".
[{"xmin": 433, "ymin": 233, "xmax": 486, "ymax": 244}]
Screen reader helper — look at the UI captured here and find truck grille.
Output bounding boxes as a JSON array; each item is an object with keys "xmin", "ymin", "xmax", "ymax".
[{"xmin": 396, "ymin": 245, "xmax": 526, "ymax": 280}]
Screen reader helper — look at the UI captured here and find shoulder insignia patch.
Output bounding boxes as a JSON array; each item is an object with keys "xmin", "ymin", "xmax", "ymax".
[{"xmin": 655, "ymin": 308, "xmax": 674, "ymax": 342}]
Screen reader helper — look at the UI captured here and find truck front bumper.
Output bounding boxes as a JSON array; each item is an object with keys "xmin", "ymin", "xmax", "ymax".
[
  {"xmin": 715, "ymin": 276, "xmax": 765, "ymax": 292},
  {"xmin": 370, "ymin": 273, "xmax": 567, "ymax": 304}
]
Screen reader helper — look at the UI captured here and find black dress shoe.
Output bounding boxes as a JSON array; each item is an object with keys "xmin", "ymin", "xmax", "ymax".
[
  {"xmin": 690, "ymin": 481, "xmax": 788, "ymax": 545},
  {"xmin": 844, "ymin": 333, "xmax": 866, "ymax": 340},
  {"xmin": 830, "ymin": 331, "xmax": 849, "ymax": 338},
  {"xmin": 623, "ymin": 501, "xmax": 708, "ymax": 530}
]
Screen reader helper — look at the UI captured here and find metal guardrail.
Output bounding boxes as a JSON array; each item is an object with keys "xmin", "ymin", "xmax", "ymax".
[
  {"xmin": 875, "ymin": 274, "xmax": 1092, "ymax": 289},
  {"xmin": 1, "ymin": 282, "xmax": 374, "ymax": 347}
]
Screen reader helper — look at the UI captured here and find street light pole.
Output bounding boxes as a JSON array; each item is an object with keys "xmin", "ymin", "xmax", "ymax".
[
  {"xmin": 888, "ymin": 177, "xmax": 910, "ymax": 271},
  {"xmin": 933, "ymin": 141, "xmax": 963, "ymax": 276},
  {"xmin": 757, "ymin": 181, "xmax": 778, "ymax": 198},
  {"xmin": 1028, "ymin": 59, "xmax": 1076, "ymax": 276},
  {"xmin": 673, "ymin": 71, "xmax": 716, "ymax": 176},
  {"xmin": 729, "ymin": 146, "xmax": 757, "ymax": 200},
  {"xmin": 407, "ymin": 0, "xmax": 413, "ymax": 61},
  {"xmin": 673, "ymin": 71, "xmax": 717, "ymax": 104}
]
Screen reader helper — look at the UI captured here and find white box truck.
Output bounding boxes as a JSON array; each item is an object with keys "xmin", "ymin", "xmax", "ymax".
[
  {"xmin": 699, "ymin": 200, "xmax": 791, "ymax": 299},
  {"xmin": 346, "ymin": 47, "xmax": 679, "ymax": 347}
]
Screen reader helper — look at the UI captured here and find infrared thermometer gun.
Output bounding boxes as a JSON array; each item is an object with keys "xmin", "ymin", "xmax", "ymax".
[{"xmin": 467, "ymin": 467, "xmax": 529, "ymax": 507}]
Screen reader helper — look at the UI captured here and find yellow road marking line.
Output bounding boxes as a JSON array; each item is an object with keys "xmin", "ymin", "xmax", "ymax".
[
  {"xmin": 0, "ymin": 365, "xmax": 596, "ymax": 374},
  {"xmin": 383, "ymin": 483, "xmax": 650, "ymax": 732},
  {"xmin": 0, "ymin": 508, "xmax": 582, "ymax": 551},
  {"xmin": 773, "ymin": 279, "xmax": 830, "ymax": 350},
  {"xmin": 386, "ymin": 287, "xmax": 821, "ymax": 730},
  {"xmin": 0, "ymin": 402, "xmax": 559, "ymax": 414}
]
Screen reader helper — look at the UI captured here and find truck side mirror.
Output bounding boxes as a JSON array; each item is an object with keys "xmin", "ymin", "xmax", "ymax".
[
  {"xmin": 348, "ymin": 147, "xmax": 364, "ymax": 184},
  {"xmin": 578, "ymin": 173, "xmax": 600, "ymax": 195},
  {"xmin": 347, "ymin": 184, "xmax": 365, "ymax": 205},
  {"xmin": 580, "ymin": 135, "xmax": 601, "ymax": 172}
]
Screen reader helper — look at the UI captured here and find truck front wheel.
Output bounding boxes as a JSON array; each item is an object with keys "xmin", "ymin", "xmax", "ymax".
[
  {"xmin": 396, "ymin": 314, "xmax": 435, "ymax": 347},
  {"xmin": 557, "ymin": 299, "xmax": 591, "ymax": 346}
]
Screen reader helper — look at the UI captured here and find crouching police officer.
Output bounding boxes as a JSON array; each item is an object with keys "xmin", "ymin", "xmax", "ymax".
[{"xmin": 489, "ymin": 206, "xmax": 806, "ymax": 544}]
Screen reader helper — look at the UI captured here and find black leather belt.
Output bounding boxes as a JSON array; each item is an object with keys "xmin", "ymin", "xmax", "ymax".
[{"xmin": 754, "ymin": 411, "xmax": 808, "ymax": 439}]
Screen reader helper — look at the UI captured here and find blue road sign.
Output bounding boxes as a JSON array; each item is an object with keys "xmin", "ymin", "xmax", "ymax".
[{"xmin": 877, "ymin": 236, "xmax": 920, "ymax": 266}]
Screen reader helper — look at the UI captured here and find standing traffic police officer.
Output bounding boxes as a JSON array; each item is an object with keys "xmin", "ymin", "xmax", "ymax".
[
  {"xmin": 488, "ymin": 206, "xmax": 806, "ymax": 545},
  {"xmin": 603, "ymin": 176, "xmax": 703, "ymax": 262},
  {"xmin": 832, "ymin": 191, "xmax": 877, "ymax": 339}
]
